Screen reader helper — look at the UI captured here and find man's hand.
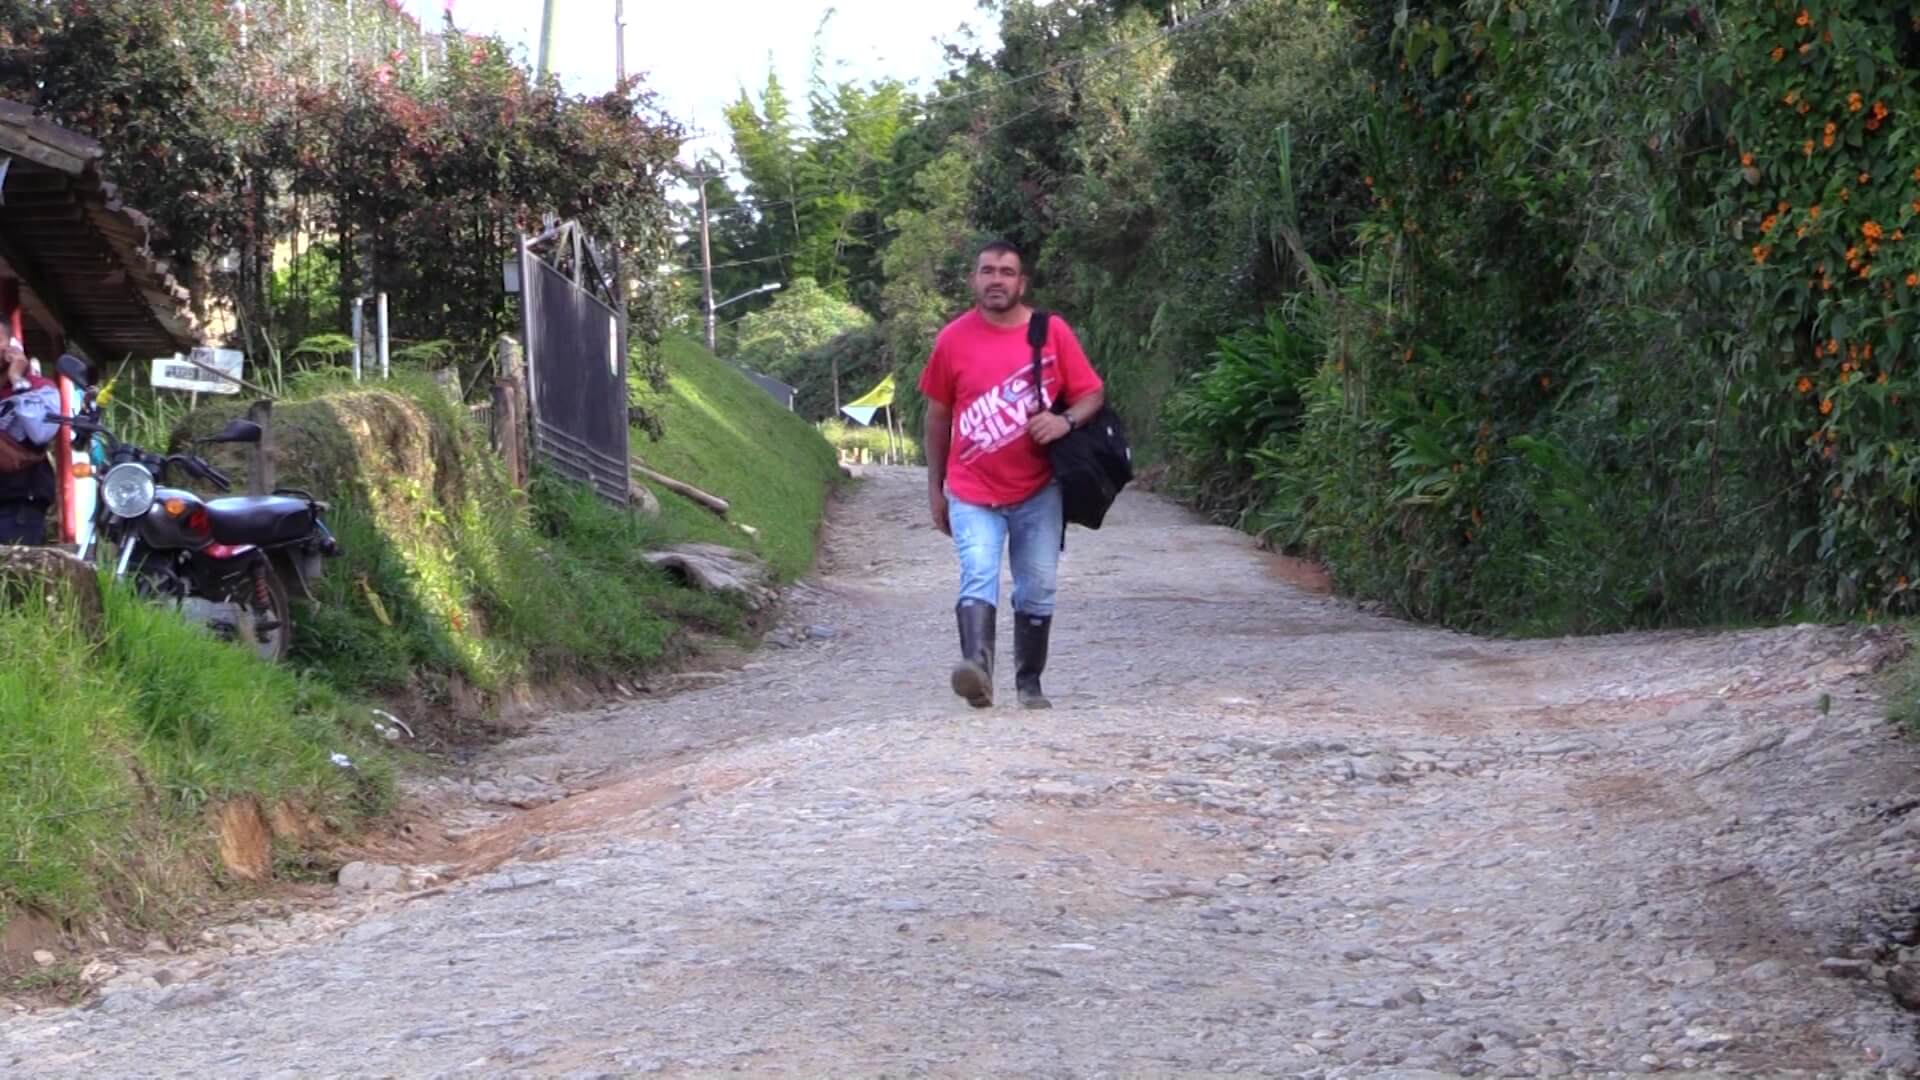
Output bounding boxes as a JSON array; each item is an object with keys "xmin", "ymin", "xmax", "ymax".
[
  {"xmin": 929, "ymin": 486, "xmax": 951, "ymax": 535},
  {"xmin": 3, "ymin": 346, "xmax": 26, "ymax": 384},
  {"xmin": 1028, "ymin": 411, "xmax": 1072, "ymax": 446}
]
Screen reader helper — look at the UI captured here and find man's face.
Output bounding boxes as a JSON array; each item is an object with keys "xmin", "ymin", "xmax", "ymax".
[{"xmin": 971, "ymin": 250, "xmax": 1025, "ymax": 313}]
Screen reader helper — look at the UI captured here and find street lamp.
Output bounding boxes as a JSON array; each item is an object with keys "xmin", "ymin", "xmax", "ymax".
[{"xmin": 707, "ymin": 282, "xmax": 781, "ymax": 352}]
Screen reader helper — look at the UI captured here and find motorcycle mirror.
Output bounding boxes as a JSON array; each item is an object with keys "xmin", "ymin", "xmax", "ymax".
[
  {"xmin": 55, "ymin": 354, "xmax": 90, "ymax": 388},
  {"xmin": 202, "ymin": 419, "xmax": 263, "ymax": 445}
]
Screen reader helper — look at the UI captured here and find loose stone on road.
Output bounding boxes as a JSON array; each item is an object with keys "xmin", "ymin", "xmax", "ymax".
[{"xmin": 7, "ymin": 465, "xmax": 1920, "ymax": 1077}]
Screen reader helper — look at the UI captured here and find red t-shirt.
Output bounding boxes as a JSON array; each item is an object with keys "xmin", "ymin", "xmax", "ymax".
[{"xmin": 918, "ymin": 308, "xmax": 1103, "ymax": 507}]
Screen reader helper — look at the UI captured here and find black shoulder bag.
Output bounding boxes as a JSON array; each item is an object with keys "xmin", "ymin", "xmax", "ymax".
[{"xmin": 1028, "ymin": 309, "xmax": 1133, "ymax": 530}]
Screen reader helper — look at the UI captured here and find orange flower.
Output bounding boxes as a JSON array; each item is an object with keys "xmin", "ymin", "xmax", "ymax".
[
  {"xmin": 1881, "ymin": 371, "xmax": 1891, "ymax": 384},
  {"xmin": 1825, "ymin": 29, "xmax": 1834, "ymax": 44},
  {"xmin": 1811, "ymin": 204, "xmax": 1823, "ymax": 220},
  {"xmin": 1861, "ymin": 263, "xmax": 1874, "ymax": 278},
  {"xmin": 1828, "ymin": 338, "xmax": 1842, "ymax": 355},
  {"xmin": 1843, "ymin": 370, "xmax": 1854, "ymax": 384},
  {"xmin": 1762, "ymin": 214, "xmax": 1778, "ymax": 234},
  {"xmin": 1796, "ymin": 8, "xmax": 1812, "ymax": 26},
  {"xmin": 1908, "ymin": 272, "xmax": 1918, "ymax": 287},
  {"xmin": 1862, "ymin": 172, "xmax": 1874, "ymax": 185},
  {"xmin": 1364, "ymin": 176, "xmax": 1374, "ymax": 187},
  {"xmin": 1798, "ymin": 376, "xmax": 1815, "ymax": 393},
  {"xmin": 1785, "ymin": 91, "xmax": 1800, "ymax": 106},
  {"xmin": 1800, "ymin": 42, "xmax": 1813, "ymax": 55},
  {"xmin": 1864, "ymin": 221, "xmax": 1885, "ymax": 241},
  {"xmin": 1821, "ymin": 398, "xmax": 1835, "ymax": 415},
  {"xmin": 1870, "ymin": 118, "xmax": 1884, "ymax": 132},
  {"xmin": 1799, "ymin": 99, "xmax": 1813, "ymax": 113},
  {"xmin": 1848, "ymin": 246, "xmax": 1861, "ymax": 261},
  {"xmin": 1825, "ymin": 121, "xmax": 1838, "ymax": 149},
  {"xmin": 1877, "ymin": 102, "xmax": 1892, "ymax": 120},
  {"xmin": 1742, "ymin": 152, "xmax": 1756, "ymax": 167},
  {"xmin": 1753, "ymin": 244, "xmax": 1772, "ymax": 264},
  {"xmin": 1778, "ymin": 200, "xmax": 1791, "ymax": 213},
  {"xmin": 1772, "ymin": 45, "xmax": 1787, "ymax": 62},
  {"xmin": 1805, "ymin": 139, "xmax": 1816, "ymax": 157},
  {"xmin": 1850, "ymin": 92, "xmax": 1866, "ymax": 112},
  {"xmin": 1866, "ymin": 343, "xmax": 1876, "ymax": 360}
]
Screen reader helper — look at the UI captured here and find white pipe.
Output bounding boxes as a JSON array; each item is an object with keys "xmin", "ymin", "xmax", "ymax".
[
  {"xmin": 378, "ymin": 292, "xmax": 390, "ymax": 379},
  {"xmin": 351, "ymin": 300, "xmax": 364, "ymax": 382}
]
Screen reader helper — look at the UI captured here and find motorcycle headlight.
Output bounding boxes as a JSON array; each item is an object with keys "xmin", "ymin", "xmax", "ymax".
[{"xmin": 102, "ymin": 463, "xmax": 155, "ymax": 519}]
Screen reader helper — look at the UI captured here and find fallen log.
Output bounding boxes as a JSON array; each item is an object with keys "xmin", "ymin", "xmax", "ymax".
[{"xmin": 630, "ymin": 460, "xmax": 730, "ymax": 516}]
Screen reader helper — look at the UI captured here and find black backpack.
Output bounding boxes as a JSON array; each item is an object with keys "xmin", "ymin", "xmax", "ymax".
[{"xmin": 1028, "ymin": 310, "xmax": 1132, "ymax": 529}]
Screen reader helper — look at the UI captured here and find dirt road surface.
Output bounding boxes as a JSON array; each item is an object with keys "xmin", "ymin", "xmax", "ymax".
[{"xmin": 8, "ymin": 466, "xmax": 1920, "ymax": 1077}]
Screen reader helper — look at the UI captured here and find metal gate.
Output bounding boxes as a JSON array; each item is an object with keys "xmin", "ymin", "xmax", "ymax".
[{"xmin": 518, "ymin": 222, "xmax": 629, "ymax": 504}]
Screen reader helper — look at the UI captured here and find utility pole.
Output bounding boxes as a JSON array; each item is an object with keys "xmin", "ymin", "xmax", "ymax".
[
  {"xmin": 614, "ymin": 0, "xmax": 626, "ymax": 83},
  {"xmin": 536, "ymin": 0, "xmax": 556, "ymax": 81},
  {"xmin": 698, "ymin": 174, "xmax": 717, "ymax": 354}
]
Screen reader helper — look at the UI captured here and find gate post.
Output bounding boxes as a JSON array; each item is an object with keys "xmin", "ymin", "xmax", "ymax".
[{"xmin": 247, "ymin": 399, "xmax": 274, "ymax": 495}]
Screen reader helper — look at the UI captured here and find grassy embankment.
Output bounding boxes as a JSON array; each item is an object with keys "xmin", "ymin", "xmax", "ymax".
[{"xmin": 0, "ymin": 333, "xmax": 837, "ymax": 946}]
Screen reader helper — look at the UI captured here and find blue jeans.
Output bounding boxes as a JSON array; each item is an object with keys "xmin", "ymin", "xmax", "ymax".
[{"xmin": 948, "ymin": 483, "xmax": 1063, "ymax": 616}]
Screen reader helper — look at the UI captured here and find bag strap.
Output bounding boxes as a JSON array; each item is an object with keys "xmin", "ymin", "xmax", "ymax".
[{"xmin": 1027, "ymin": 309, "xmax": 1057, "ymax": 413}]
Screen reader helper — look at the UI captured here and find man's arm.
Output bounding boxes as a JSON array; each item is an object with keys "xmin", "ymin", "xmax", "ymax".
[
  {"xmin": 1029, "ymin": 386, "xmax": 1104, "ymax": 446},
  {"xmin": 925, "ymin": 400, "xmax": 953, "ymax": 535}
]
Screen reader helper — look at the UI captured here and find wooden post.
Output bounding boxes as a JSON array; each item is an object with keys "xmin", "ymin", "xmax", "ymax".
[
  {"xmin": 248, "ymin": 399, "xmax": 274, "ymax": 495},
  {"xmin": 493, "ymin": 379, "xmax": 525, "ymax": 490}
]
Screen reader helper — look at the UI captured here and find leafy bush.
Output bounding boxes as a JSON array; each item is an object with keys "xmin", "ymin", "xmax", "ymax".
[{"xmin": 1164, "ymin": 307, "xmax": 1320, "ymax": 525}]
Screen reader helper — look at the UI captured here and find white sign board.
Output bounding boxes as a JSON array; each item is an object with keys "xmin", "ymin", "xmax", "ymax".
[{"xmin": 151, "ymin": 347, "xmax": 244, "ymax": 394}]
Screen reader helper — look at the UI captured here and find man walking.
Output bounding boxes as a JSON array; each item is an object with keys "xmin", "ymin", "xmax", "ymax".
[{"xmin": 919, "ymin": 240, "xmax": 1106, "ymax": 710}]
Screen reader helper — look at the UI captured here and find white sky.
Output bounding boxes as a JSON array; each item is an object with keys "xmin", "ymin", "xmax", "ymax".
[{"xmin": 404, "ymin": 0, "xmax": 996, "ymax": 166}]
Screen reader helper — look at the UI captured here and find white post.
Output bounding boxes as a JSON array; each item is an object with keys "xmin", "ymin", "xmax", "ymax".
[
  {"xmin": 351, "ymin": 298, "xmax": 364, "ymax": 381},
  {"xmin": 378, "ymin": 292, "xmax": 390, "ymax": 379}
]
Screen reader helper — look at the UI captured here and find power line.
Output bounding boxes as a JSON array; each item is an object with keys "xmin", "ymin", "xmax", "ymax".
[{"xmin": 661, "ymin": 226, "xmax": 897, "ymax": 277}]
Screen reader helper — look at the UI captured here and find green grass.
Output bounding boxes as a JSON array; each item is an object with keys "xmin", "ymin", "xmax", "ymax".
[
  {"xmin": 630, "ymin": 336, "xmax": 843, "ymax": 581},
  {"xmin": 0, "ymin": 578, "xmax": 389, "ymax": 923},
  {"xmin": 0, "ymin": 335, "xmax": 837, "ymax": 927},
  {"xmin": 818, "ymin": 418, "xmax": 921, "ymax": 466},
  {"xmin": 166, "ymin": 338, "xmax": 836, "ymax": 697}
]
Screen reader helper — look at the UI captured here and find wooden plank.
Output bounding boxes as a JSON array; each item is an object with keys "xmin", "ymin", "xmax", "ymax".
[
  {"xmin": 0, "ymin": 128, "xmax": 88, "ymax": 176},
  {"xmin": 0, "ymin": 100, "xmax": 105, "ymax": 162},
  {"xmin": 631, "ymin": 460, "xmax": 730, "ymax": 516}
]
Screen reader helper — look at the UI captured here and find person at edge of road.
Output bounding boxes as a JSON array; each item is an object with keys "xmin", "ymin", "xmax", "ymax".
[
  {"xmin": 0, "ymin": 337, "xmax": 60, "ymax": 545},
  {"xmin": 919, "ymin": 239, "xmax": 1106, "ymax": 710}
]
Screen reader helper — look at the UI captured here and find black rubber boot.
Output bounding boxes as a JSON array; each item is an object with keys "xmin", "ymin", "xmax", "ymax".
[
  {"xmin": 951, "ymin": 600, "xmax": 996, "ymax": 708},
  {"xmin": 1014, "ymin": 612, "xmax": 1052, "ymax": 710}
]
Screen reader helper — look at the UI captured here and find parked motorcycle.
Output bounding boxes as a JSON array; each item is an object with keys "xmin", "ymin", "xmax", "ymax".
[{"xmin": 55, "ymin": 355, "xmax": 340, "ymax": 662}]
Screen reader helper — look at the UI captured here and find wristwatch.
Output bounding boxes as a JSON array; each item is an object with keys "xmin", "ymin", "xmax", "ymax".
[{"xmin": 8, "ymin": 377, "xmax": 27, "ymax": 392}]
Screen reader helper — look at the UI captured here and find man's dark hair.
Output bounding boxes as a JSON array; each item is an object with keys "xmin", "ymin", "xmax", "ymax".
[{"xmin": 976, "ymin": 238, "xmax": 1026, "ymax": 273}]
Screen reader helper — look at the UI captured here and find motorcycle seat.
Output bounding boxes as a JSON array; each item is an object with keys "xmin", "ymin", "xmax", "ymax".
[{"xmin": 204, "ymin": 495, "xmax": 316, "ymax": 547}]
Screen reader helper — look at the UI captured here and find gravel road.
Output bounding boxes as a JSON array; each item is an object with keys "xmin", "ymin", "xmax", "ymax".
[{"xmin": 7, "ymin": 465, "xmax": 1920, "ymax": 1078}]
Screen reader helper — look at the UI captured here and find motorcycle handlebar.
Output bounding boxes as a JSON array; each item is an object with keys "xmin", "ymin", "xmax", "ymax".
[{"xmin": 165, "ymin": 454, "xmax": 230, "ymax": 492}]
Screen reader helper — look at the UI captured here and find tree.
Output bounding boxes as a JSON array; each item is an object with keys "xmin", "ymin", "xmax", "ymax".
[{"xmin": 734, "ymin": 276, "xmax": 872, "ymax": 375}]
